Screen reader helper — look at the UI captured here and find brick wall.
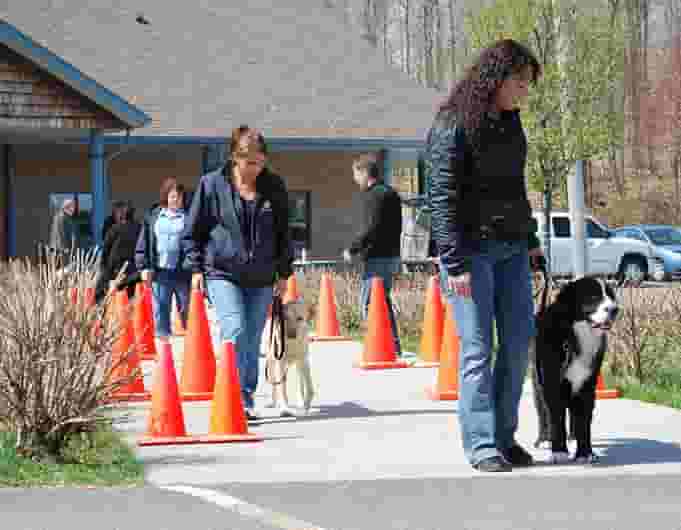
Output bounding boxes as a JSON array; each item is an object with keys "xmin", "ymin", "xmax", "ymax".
[
  {"xmin": 13, "ymin": 144, "xmax": 202, "ymax": 257},
  {"xmin": 268, "ymin": 150, "xmax": 365, "ymax": 259},
  {"xmin": 12, "ymin": 145, "xmax": 365, "ymax": 260}
]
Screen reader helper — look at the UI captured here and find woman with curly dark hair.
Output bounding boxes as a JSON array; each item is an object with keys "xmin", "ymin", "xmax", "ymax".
[{"xmin": 426, "ymin": 39, "xmax": 544, "ymax": 472}]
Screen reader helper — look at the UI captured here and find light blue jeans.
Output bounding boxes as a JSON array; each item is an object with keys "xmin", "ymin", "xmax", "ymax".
[
  {"xmin": 360, "ymin": 257, "xmax": 402, "ymax": 355},
  {"xmin": 440, "ymin": 240, "xmax": 535, "ymax": 465},
  {"xmin": 206, "ymin": 278, "xmax": 273, "ymax": 410},
  {"xmin": 151, "ymin": 269, "xmax": 191, "ymax": 338}
]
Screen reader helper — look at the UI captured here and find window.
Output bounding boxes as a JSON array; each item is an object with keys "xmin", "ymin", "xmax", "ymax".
[
  {"xmin": 288, "ymin": 191, "xmax": 310, "ymax": 257},
  {"xmin": 552, "ymin": 217, "xmax": 571, "ymax": 238},
  {"xmin": 617, "ymin": 228, "xmax": 646, "ymax": 242},
  {"xmin": 49, "ymin": 193, "xmax": 94, "ymax": 248},
  {"xmin": 586, "ymin": 220, "xmax": 610, "ymax": 239}
]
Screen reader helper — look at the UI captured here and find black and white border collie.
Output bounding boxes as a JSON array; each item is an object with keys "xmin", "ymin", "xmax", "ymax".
[{"xmin": 533, "ymin": 276, "xmax": 619, "ymax": 465}]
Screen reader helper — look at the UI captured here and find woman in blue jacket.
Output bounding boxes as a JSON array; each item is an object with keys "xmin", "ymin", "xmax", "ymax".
[
  {"xmin": 182, "ymin": 126, "xmax": 293, "ymax": 419},
  {"xmin": 135, "ymin": 177, "xmax": 191, "ymax": 343}
]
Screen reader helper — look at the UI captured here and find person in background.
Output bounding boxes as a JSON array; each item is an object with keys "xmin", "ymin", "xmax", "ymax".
[
  {"xmin": 181, "ymin": 126, "xmax": 293, "ymax": 420},
  {"xmin": 95, "ymin": 201, "xmax": 141, "ymax": 303},
  {"xmin": 102, "ymin": 200, "xmax": 131, "ymax": 242},
  {"xmin": 426, "ymin": 39, "xmax": 544, "ymax": 473},
  {"xmin": 343, "ymin": 153, "xmax": 403, "ymax": 356},
  {"xmin": 49, "ymin": 197, "xmax": 81, "ymax": 261},
  {"xmin": 135, "ymin": 178, "xmax": 191, "ymax": 344}
]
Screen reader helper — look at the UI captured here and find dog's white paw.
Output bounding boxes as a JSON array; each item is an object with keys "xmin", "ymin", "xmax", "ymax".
[
  {"xmin": 550, "ymin": 451, "xmax": 571, "ymax": 464},
  {"xmin": 574, "ymin": 453, "xmax": 600, "ymax": 465},
  {"xmin": 277, "ymin": 406, "xmax": 295, "ymax": 418}
]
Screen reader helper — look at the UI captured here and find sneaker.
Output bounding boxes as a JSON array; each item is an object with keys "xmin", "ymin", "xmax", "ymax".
[
  {"xmin": 500, "ymin": 444, "xmax": 534, "ymax": 467},
  {"xmin": 472, "ymin": 456, "xmax": 512, "ymax": 472}
]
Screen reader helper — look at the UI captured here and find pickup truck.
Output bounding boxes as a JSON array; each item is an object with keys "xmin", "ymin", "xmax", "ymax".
[{"xmin": 532, "ymin": 210, "xmax": 664, "ymax": 282}]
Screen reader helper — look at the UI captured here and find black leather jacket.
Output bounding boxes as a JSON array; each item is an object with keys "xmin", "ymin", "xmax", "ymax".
[{"xmin": 425, "ymin": 109, "xmax": 540, "ymax": 276}]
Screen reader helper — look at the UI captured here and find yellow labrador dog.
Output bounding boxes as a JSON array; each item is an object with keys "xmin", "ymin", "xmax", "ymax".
[{"xmin": 263, "ymin": 300, "xmax": 316, "ymax": 417}]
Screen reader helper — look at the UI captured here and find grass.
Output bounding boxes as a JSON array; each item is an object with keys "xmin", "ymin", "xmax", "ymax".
[
  {"xmin": 0, "ymin": 427, "xmax": 144, "ymax": 488},
  {"xmin": 611, "ymin": 365, "xmax": 681, "ymax": 410},
  {"xmin": 617, "ymin": 382, "xmax": 681, "ymax": 409}
]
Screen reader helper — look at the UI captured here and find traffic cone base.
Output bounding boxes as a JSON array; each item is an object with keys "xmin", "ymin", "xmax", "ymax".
[
  {"xmin": 426, "ymin": 387, "xmax": 459, "ymax": 401},
  {"xmin": 356, "ymin": 359, "xmax": 409, "ymax": 370},
  {"xmin": 411, "ymin": 360, "xmax": 440, "ymax": 369},
  {"xmin": 309, "ymin": 334, "xmax": 352, "ymax": 342},
  {"xmin": 138, "ymin": 432, "xmax": 261, "ymax": 447},
  {"xmin": 180, "ymin": 391, "xmax": 214, "ymax": 402},
  {"xmin": 595, "ymin": 373, "xmax": 620, "ymax": 399},
  {"xmin": 596, "ymin": 388, "xmax": 621, "ymax": 399},
  {"xmin": 109, "ymin": 391, "xmax": 151, "ymax": 403}
]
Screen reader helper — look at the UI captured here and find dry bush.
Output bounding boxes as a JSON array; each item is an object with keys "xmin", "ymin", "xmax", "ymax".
[
  {"xmin": 0, "ymin": 249, "xmax": 135, "ymax": 461},
  {"xmin": 294, "ymin": 264, "xmax": 432, "ymax": 339},
  {"xmin": 603, "ymin": 284, "xmax": 681, "ymax": 384}
]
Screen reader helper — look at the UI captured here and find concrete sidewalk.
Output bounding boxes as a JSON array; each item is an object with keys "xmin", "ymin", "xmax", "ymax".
[{"xmin": 115, "ymin": 335, "xmax": 681, "ymax": 486}]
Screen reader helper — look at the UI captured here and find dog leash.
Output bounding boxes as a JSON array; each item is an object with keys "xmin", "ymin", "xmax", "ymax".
[
  {"xmin": 264, "ymin": 295, "xmax": 288, "ymax": 386},
  {"xmin": 532, "ymin": 257, "xmax": 552, "ymax": 318}
]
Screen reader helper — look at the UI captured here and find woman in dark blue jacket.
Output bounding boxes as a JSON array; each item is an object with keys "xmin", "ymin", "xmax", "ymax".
[
  {"xmin": 135, "ymin": 177, "xmax": 191, "ymax": 343},
  {"xmin": 181, "ymin": 126, "xmax": 293, "ymax": 419},
  {"xmin": 426, "ymin": 39, "xmax": 544, "ymax": 473}
]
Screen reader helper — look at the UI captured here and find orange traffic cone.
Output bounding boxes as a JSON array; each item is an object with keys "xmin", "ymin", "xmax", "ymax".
[
  {"xmin": 179, "ymin": 289, "xmax": 217, "ymax": 401},
  {"xmin": 172, "ymin": 295, "xmax": 186, "ymax": 336},
  {"xmin": 109, "ymin": 289, "xmax": 151, "ymax": 402},
  {"xmin": 313, "ymin": 272, "xmax": 348, "ymax": 341},
  {"xmin": 204, "ymin": 342, "xmax": 262, "ymax": 442},
  {"xmin": 134, "ymin": 283, "xmax": 157, "ymax": 361},
  {"xmin": 282, "ymin": 274, "xmax": 300, "ymax": 304},
  {"xmin": 138, "ymin": 342, "xmax": 190, "ymax": 446},
  {"xmin": 595, "ymin": 372, "xmax": 620, "ymax": 399},
  {"xmin": 357, "ymin": 277, "xmax": 409, "ymax": 370},
  {"xmin": 426, "ymin": 303, "xmax": 460, "ymax": 400},
  {"xmin": 84, "ymin": 286, "xmax": 96, "ymax": 308},
  {"xmin": 413, "ymin": 276, "xmax": 444, "ymax": 368}
]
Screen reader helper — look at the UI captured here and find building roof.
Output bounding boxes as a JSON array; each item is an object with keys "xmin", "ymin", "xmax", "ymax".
[
  {"xmin": 0, "ymin": 20, "xmax": 150, "ymax": 131},
  {"xmin": 2, "ymin": 2, "xmax": 443, "ymax": 140}
]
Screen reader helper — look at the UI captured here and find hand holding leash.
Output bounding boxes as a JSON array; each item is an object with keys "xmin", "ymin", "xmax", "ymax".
[
  {"xmin": 192, "ymin": 273, "xmax": 204, "ymax": 292},
  {"xmin": 448, "ymin": 272, "xmax": 472, "ymax": 298}
]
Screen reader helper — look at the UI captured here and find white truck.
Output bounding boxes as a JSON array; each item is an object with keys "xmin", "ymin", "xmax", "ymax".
[{"xmin": 532, "ymin": 210, "xmax": 664, "ymax": 282}]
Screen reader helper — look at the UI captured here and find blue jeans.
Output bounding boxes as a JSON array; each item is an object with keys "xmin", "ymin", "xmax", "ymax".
[
  {"xmin": 360, "ymin": 257, "xmax": 402, "ymax": 355},
  {"xmin": 151, "ymin": 269, "xmax": 191, "ymax": 338},
  {"xmin": 439, "ymin": 240, "xmax": 534, "ymax": 465},
  {"xmin": 206, "ymin": 278, "xmax": 273, "ymax": 409}
]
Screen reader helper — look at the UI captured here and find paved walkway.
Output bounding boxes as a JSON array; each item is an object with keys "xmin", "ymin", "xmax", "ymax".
[
  {"xmin": 4, "ymin": 318, "xmax": 681, "ymax": 530},
  {"xmin": 121, "ymin": 338, "xmax": 681, "ymax": 484}
]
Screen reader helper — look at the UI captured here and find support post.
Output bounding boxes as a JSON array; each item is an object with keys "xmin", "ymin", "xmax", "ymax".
[
  {"xmin": 569, "ymin": 159, "xmax": 587, "ymax": 279},
  {"xmin": 89, "ymin": 130, "xmax": 108, "ymax": 247}
]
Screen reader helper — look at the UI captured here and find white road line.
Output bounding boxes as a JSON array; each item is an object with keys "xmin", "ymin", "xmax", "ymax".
[{"xmin": 160, "ymin": 484, "xmax": 334, "ymax": 530}]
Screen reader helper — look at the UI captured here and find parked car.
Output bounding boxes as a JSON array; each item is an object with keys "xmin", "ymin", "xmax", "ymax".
[
  {"xmin": 612, "ymin": 224, "xmax": 681, "ymax": 281},
  {"xmin": 532, "ymin": 210, "xmax": 660, "ymax": 282}
]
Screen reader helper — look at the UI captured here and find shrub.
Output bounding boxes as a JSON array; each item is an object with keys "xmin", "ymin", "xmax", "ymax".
[
  {"xmin": 0, "ymin": 251, "xmax": 136, "ymax": 462},
  {"xmin": 604, "ymin": 284, "xmax": 681, "ymax": 385}
]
